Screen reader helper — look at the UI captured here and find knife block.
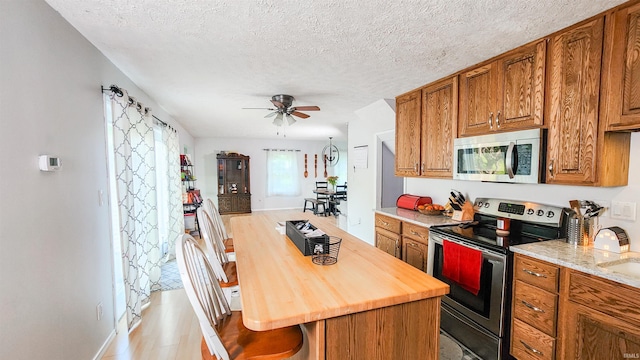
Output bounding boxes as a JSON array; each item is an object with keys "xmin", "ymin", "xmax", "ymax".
[{"xmin": 451, "ymin": 201, "xmax": 474, "ymax": 221}]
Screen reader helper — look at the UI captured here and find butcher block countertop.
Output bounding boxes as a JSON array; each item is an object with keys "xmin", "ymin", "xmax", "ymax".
[{"xmin": 231, "ymin": 210, "xmax": 449, "ymax": 331}]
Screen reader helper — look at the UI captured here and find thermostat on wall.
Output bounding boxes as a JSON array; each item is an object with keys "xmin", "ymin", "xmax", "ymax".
[{"xmin": 39, "ymin": 155, "xmax": 62, "ymax": 171}]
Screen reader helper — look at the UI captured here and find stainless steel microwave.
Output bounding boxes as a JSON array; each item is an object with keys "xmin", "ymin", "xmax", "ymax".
[{"xmin": 453, "ymin": 129, "xmax": 546, "ymax": 184}]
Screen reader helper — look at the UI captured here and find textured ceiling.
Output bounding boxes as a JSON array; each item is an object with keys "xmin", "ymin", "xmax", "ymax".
[{"xmin": 45, "ymin": 0, "xmax": 626, "ymax": 140}]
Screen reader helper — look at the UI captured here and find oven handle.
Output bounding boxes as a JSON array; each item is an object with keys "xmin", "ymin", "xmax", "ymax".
[{"xmin": 428, "ymin": 234, "xmax": 506, "ymax": 258}]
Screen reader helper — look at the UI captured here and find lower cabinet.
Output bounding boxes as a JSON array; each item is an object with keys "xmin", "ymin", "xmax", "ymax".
[
  {"xmin": 512, "ymin": 254, "xmax": 640, "ymax": 360},
  {"xmin": 218, "ymin": 194, "xmax": 251, "ymax": 214},
  {"xmin": 402, "ymin": 222, "xmax": 429, "ymax": 272},
  {"xmin": 374, "ymin": 213, "xmax": 429, "ymax": 269},
  {"xmin": 559, "ymin": 270, "xmax": 640, "ymax": 360},
  {"xmin": 375, "ymin": 227, "xmax": 401, "ymax": 258}
]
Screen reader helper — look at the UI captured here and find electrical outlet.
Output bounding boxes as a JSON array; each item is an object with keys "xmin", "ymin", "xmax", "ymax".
[
  {"xmin": 611, "ymin": 201, "xmax": 636, "ymax": 221},
  {"xmin": 96, "ymin": 302, "xmax": 103, "ymax": 321},
  {"xmin": 98, "ymin": 190, "xmax": 104, "ymax": 206}
]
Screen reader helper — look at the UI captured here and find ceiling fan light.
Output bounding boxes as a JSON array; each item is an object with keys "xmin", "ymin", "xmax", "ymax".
[
  {"xmin": 272, "ymin": 113, "xmax": 284, "ymax": 126},
  {"xmin": 286, "ymin": 114, "xmax": 296, "ymax": 126}
]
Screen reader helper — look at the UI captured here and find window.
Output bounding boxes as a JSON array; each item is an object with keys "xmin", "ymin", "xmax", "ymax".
[{"xmin": 266, "ymin": 150, "xmax": 300, "ymax": 196}]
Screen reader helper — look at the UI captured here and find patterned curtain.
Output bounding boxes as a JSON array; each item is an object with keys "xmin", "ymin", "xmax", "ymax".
[
  {"xmin": 157, "ymin": 124, "xmax": 184, "ymax": 261},
  {"xmin": 106, "ymin": 89, "xmax": 160, "ymax": 331}
]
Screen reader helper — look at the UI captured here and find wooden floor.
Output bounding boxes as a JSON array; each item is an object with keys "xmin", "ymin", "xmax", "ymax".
[{"xmin": 101, "ymin": 213, "xmax": 338, "ymax": 360}]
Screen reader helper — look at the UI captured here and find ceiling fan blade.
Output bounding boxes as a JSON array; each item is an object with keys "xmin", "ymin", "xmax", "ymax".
[
  {"xmin": 264, "ymin": 111, "xmax": 277, "ymax": 118},
  {"xmin": 291, "ymin": 111, "xmax": 310, "ymax": 119},
  {"xmin": 243, "ymin": 107, "xmax": 276, "ymax": 110},
  {"xmin": 270, "ymin": 100, "xmax": 285, "ymax": 108},
  {"xmin": 286, "ymin": 114, "xmax": 296, "ymax": 126},
  {"xmin": 293, "ymin": 106, "xmax": 320, "ymax": 111}
]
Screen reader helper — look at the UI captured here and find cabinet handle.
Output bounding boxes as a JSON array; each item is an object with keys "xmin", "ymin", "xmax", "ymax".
[
  {"xmin": 410, "ymin": 230, "xmax": 425, "ymax": 239},
  {"xmin": 414, "ymin": 163, "xmax": 418, "ymax": 172},
  {"xmin": 521, "ymin": 300, "xmax": 545, "ymax": 313},
  {"xmin": 408, "ymin": 242, "xmax": 418, "ymax": 247},
  {"xmin": 381, "ymin": 220, "xmax": 389, "ymax": 226},
  {"xmin": 421, "ymin": 163, "xmax": 424, "ymax": 173},
  {"xmin": 495, "ymin": 111, "xmax": 501, "ymax": 128},
  {"xmin": 548, "ymin": 160, "xmax": 554, "ymax": 178},
  {"xmin": 522, "ymin": 268, "xmax": 547, "ymax": 278},
  {"xmin": 520, "ymin": 340, "xmax": 543, "ymax": 356},
  {"xmin": 488, "ymin": 112, "xmax": 494, "ymax": 128}
]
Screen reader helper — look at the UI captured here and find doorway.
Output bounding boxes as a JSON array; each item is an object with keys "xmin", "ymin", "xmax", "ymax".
[{"xmin": 376, "ymin": 131, "xmax": 404, "ymax": 208}]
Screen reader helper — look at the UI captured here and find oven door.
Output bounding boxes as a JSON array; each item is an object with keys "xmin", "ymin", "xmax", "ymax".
[
  {"xmin": 427, "ymin": 231, "xmax": 507, "ymax": 336},
  {"xmin": 453, "ymin": 128, "xmax": 544, "ymax": 183}
]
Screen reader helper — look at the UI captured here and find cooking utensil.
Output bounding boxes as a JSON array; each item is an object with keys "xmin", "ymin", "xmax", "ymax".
[
  {"xmin": 304, "ymin": 154, "xmax": 308, "ymax": 178},
  {"xmin": 323, "ymin": 154, "xmax": 328, "ymax": 178},
  {"xmin": 569, "ymin": 200, "xmax": 582, "ymax": 217}
]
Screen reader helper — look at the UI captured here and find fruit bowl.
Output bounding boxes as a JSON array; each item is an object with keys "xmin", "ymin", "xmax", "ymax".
[{"xmin": 417, "ymin": 205, "xmax": 445, "ymax": 215}]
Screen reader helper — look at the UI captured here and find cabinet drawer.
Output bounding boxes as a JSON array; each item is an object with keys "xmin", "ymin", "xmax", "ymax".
[
  {"xmin": 511, "ymin": 318, "xmax": 556, "ymax": 360},
  {"xmin": 513, "ymin": 280, "xmax": 558, "ymax": 336},
  {"xmin": 568, "ymin": 270, "xmax": 640, "ymax": 323},
  {"xmin": 402, "ymin": 222, "xmax": 429, "ymax": 242},
  {"xmin": 514, "ymin": 255, "xmax": 559, "ymax": 292},
  {"xmin": 374, "ymin": 214, "xmax": 401, "ymax": 234}
]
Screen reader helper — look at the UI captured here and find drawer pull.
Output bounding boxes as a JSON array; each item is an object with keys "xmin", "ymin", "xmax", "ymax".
[
  {"xmin": 520, "ymin": 340, "xmax": 543, "ymax": 356},
  {"xmin": 410, "ymin": 230, "xmax": 425, "ymax": 238},
  {"xmin": 381, "ymin": 220, "xmax": 389, "ymax": 226},
  {"xmin": 522, "ymin": 268, "xmax": 547, "ymax": 278},
  {"xmin": 521, "ymin": 300, "xmax": 545, "ymax": 313}
]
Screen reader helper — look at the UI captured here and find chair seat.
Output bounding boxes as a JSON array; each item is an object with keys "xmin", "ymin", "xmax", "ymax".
[
  {"xmin": 220, "ymin": 261, "xmax": 238, "ymax": 287},
  {"xmin": 201, "ymin": 312, "xmax": 303, "ymax": 360},
  {"xmin": 224, "ymin": 238, "xmax": 234, "ymax": 253}
]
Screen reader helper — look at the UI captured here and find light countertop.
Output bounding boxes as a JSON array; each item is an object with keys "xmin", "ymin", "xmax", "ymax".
[
  {"xmin": 510, "ymin": 240, "xmax": 640, "ymax": 289},
  {"xmin": 376, "ymin": 207, "xmax": 464, "ymax": 228}
]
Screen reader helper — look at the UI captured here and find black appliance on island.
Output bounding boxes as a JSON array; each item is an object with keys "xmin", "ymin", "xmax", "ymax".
[{"xmin": 428, "ymin": 198, "xmax": 571, "ymax": 360}]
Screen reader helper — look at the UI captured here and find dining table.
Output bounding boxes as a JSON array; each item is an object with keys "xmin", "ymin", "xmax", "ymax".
[
  {"xmin": 312, "ymin": 189, "xmax": 339, "ymax": 216},
  {"xmin": 231, "ymin": 210, "xmax": 449, "ymax": 360}
]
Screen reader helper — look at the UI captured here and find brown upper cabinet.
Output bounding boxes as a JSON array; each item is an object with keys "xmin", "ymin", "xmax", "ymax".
[
  {"xmin": 395, "ymin": 90, "xmax": 421, "ymax": 176},
  {"xmin": 602, "ymin": 1, "xmax": 640, "ymax": 131},
  {"xmin": 421, "ymin": 76, "xmax": 457, "ymax": 178},
  {"xmin": 546, "ymin": 16, "xmax": 630, "ymax": 186},
  {"xmin": 395, "ymin": 76, "xmax": 457, "ymax": 178},
  {"xmin": 459, "ymin": 40, "xmax": 546, "ymax": 137}
]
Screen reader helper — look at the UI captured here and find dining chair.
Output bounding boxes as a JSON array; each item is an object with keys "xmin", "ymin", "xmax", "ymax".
[
  {"xmin": 205, "ymin": 198, "xmax": 234, "ymax": 251},
  {"xmin": 176, "ymin": 234, "xmax": 303, "ymax": 360}
]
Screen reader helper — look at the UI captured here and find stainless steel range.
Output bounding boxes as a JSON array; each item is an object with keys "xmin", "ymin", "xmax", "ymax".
[{"xmin": 427, "ymin": 198, "xmax": 571, "ymax": 360}]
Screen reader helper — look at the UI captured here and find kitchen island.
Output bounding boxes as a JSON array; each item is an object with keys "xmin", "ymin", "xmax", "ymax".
[{"xmin": 231, "ymin": 210, "xmax": 449, "ymax": 360}]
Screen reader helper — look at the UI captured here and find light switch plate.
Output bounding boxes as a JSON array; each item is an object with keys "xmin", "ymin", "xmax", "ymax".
[{"xmin": 611, "ymin": 201, "xmax": 636, "ymax": 221}]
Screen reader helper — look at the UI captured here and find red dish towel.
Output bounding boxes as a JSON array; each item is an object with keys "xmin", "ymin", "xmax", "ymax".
[{"xmin": 442, "ymin": 240, "xmax": 483, "ymax": 295}]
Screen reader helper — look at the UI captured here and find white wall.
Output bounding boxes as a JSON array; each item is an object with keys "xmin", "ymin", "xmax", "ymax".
[
  {"xmin": 349, "ymin": 100, "xmax": 397, "ymax": 243},
  {"xmin": 195, "ymin": 138, "xmax": 345, "ymax": 211},
  {"xmin": 406, "ymin": 131, "xmax": 640, "ymax": 251},
  {"xmin": 0, "ymin": 1, "xmax": 193, "ymax": 359},
  {"xmin": 349, "ymin": 100, "xmax": 640, "ymax": 251}
]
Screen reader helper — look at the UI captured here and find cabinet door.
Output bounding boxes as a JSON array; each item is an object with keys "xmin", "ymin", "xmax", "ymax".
[
  {"xmin": 421, "ymin": 76, "xmax": 457, "ymax": 178},
  {"xmin": 604, "ymin": 2, "xmax": 640, "ymax": 131},
  {"xmin": 546, "ymin": 17, "xmax": 604, "ymax": 185},
  {"xmin": 459, "ymin": 62, "xmax": 498, "ymax": 136},
  {"xmin": 395, "ymin": 90, "xmax": 422, "ymax": 176},
  {"xmin": 218, "ymin": 195, "xmax": 232, "ymax": 214},
  {"xmin": 497, "ymin": 40, "xmax": 546, "ymax": 131},
  {"xmin": 402, "ymin": 238, "xmax": 428, "ymax": 272},
  {"xmin": 375, "ymin": 227, "xmax": 401, "ymax": 258},
  {"xmin": 237, "ymin": 195, "xmax": 252, "ymax": 213},
  {"xmin": 562, "ymin": 301, "xmax": 640, "ymax": 360}
]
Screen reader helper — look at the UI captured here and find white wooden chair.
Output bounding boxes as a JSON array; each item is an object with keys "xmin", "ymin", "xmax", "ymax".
[
  {"xmin": 176, "ymin": 234, "xmax": 303, "ymax": 360},
  {"xmin": 205, "ymin": 198, "xmax": 234, "ymax": 251},
  {"xmin": 197, "ymin": 208, "xmax": 239, "ymax": 309}
]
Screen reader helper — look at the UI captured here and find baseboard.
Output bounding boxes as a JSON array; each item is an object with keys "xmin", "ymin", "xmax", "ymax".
[{"xmin": 92, "ymin": 329, "xmax": 116, "ymax": 360}]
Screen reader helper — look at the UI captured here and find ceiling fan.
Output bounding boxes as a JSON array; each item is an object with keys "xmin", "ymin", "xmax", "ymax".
[{"xmin": 243, "ymin": 94, "xmax": 320, "ymax": 126}]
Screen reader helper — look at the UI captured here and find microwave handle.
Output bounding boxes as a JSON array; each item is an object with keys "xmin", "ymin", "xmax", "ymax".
[{"xmin": 506, "ymin": 142, "xmax": 516, "ymax": 179}]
